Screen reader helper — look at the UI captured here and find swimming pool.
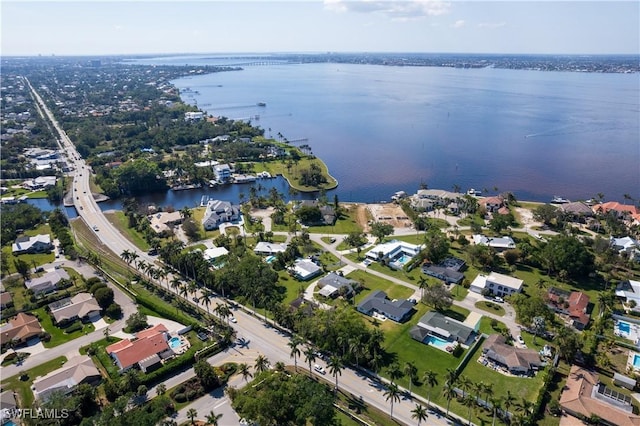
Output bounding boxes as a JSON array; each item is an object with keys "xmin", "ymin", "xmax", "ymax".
[
  {"xmin": 426, "ymin": 335, "xmax": 452, "ymax": 351},
  {"xmin": 618, "ymin": 321, "xmax": 632, "ymax": 334},
  {"xmin": 633, "ymin": 355, "xmax": 640, "ymax": 369},
  {"xmin": 265, "ymin": 255, "xmax": 276, "ymax": 263},
  {"xmin": 169, "ymin": 337, "xmax": 182, "ymax": 349}
]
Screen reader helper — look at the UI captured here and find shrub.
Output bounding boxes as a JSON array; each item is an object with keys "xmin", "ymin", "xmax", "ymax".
[
  {"xmin": 173, "ymin": 393, "xmax": 186, "ymax": 403},
  {"xmin": 95, "ymin": 287, "xmax": 115, "ymax": 309},
  {"xmin": 64, "ymin": 322, "xmax": 83, "ymax": 334},
  {"xmin": 89, "ymin": 282, "xmax": 107, "ymax": 295},
  {"xmin": 105, "ymin": 303, "xmax": 122, "ymax": 319},
  {"xmin": 186, "ymin": 390, "xmax": 198, "ymax": 401}
]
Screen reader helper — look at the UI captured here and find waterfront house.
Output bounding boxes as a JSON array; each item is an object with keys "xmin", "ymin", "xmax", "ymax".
[
  {"xmin": 254, "ymin": 242, "xmax": 288, "ymax": 256},
  {"xmin": 480, "ymin": 196, "xmax": 505, "ymax": 213},
  {"xmin": 559, "ymin": 201, "xmax": 594, "ymax": 219},
  {"xmin": 202, "ymin": 199, "xmax": 240, "ymax": 230},
  {"xmin": 292, "ymin": 200, "xmax": 337, "ymax": 225},
  {"xmin": 0, "ymin": 312, "xmax": 43, "ymax": 346},
  {"xmin": 593, "ymin": 202, "xmax": 639, "ymax": 219},
  {"xmin": 409, "ymin": 311, "xmax": 477, "ymax": 346},
  {"xmin": 482, "ymin": 334, "xmax": 542, "ymax": 375},
  {"xmin": 25, "ymin": 269, "xmax": 70, "ymax": 295},
  {"xmin": 545, "ymin": 287, "xmax": 590, "ymax": 330},
  {"xmin": 615, "ymin": 280, "xmax": 640, "ymax": 311},
  {"xmin": 33, "ymin": 355, "xmax": 101, "ymax": 402},
  {"xmin": 317, "ymin": 272, "xmax": 356, "ymax": 299},
  {"xmin": 472, "ymin": 234, "xmax": 516, "ymax": 251},
  {"xmin": 469, "ymin": 272, "xmax": 523, "ymax": 297},
  {"xmin": 106, "ymin": 324, "xmax": 173, "ymax": 373},
  {"xmin": 611, "ymin": 236, "xmax": 640, "ymax": 262},
  {"xmin": 213, "ymin": 164, "xmax": 232, "ymax": 183},
  {"xmin": 291, "ymin": 259, "xmax": 322, "ymax": 281},
  {"xmin": 22, "ymin": 176, "xmax": 57, "ymax": 190},
  {"xmin": 357, "ymin": 290, "xmax": 414, "ymax": 323},
  {"xmin": 148, "ymin": 211, "xmax": 183, "ymax": 234},
  {"xmin": 184, "ymin": 111, "xmax": 204, "ymax": 121},
  {"xmin": 48, "ymin": 293, "xmax": 101, "ymax": 325},
  {"xmin": 11, "ymin": 234, "xmax": 53, "ymax": 254},
  {"xmin": 560, "ymin": 365, "xmax": 640, "ymax": 426}
]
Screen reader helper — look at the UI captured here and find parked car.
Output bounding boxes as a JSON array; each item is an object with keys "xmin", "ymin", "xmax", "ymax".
[
  {"xmin": 314, "ymin": 364, "xmax": 326, "ymax": 375},
  {"xmin": 494, "ymin": 297, "xmax": 504, "ymax": 303},
  {"xmin": 517, "ymin": 335, "xmax": 525, "ymax": 345}
]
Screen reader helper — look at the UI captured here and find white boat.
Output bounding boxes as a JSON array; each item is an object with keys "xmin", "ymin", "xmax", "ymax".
[
  {"xmin": 551, "ymin": 196, "xmax": 570, "ymax": 204},
  {"xmin": 467, "ymin": 188, "xmax": 482, "ymax": 197},
  {"xmin": 233, "ymin": 174, "xmax": 257, "ymax": 183}
]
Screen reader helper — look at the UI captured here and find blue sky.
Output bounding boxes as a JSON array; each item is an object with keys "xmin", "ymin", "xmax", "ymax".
[{"xmin": 2, "ymin": 1, "xmax": 638, "ymax": 56}]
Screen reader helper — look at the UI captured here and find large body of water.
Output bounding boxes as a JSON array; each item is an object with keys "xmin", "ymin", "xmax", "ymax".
[{"xmin": 100, "ymin": 57, "xmax": 640, "ymax": 211}]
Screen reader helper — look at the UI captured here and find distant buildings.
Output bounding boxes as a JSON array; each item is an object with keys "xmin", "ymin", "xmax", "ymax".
[
  {"xmin": 357, "ymin": 290, "xmax": 414, "ymax": 323},
  {"xmin": 469, "ymin": 272, "xmax": 523, "ymax": 297},
  {"xmin": 184, "ymin": 111, "xmax": 204, "ymax": 121},
  {"xmin": 11, "ymin": 234, "xmax": 53, "ymax": 254},
  {"xmin": 202, "ymin": 200, "xmax": 240, "ymax": 230}
]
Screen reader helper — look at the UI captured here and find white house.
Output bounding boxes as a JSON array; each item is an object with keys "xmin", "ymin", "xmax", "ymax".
[
  {"xmin": 616, "ymin": 280, "xmax": 640, "ymax": 310},
  {"xmin": 202, "ymin": 200, "xmax": 240, "ymax": 230},
  {"xmin": 611, "ymin": 237, "xmax": 640, "ymax": 262},
  {"xmin": 365, "ymin": 240, "xmax": 422, "ymax": 270},
  {"xmin": 472, "ymin": 235, "xmax": 516, "ymax": 251},
  {"xmin": 203, "ymin": 246, "xmax": 229, "ymax": 262},
  {"xmin": 254, "ymin": 242, "xmax": 288, "ymax": 255},
  {"xmin": 11, "ymin": 234, "xmax": 53, "ymax": 254},
  {"xmin": 184, "ymin": 111, "xmax": 204, "ymax": 121},
  {"xmin": 213, "ymin": 164, "xmax": 232, "ymax": 182},
  {"xmin": 148, "ymin": 211, "xmax": 183, "ymax": 234},
  {"xmin": 470, "ymin": 271, "xmax": 523, "ymax": 297},
  {"xmin": 291, "ymin": 259, "xmax": 322, "ymax": 281}
]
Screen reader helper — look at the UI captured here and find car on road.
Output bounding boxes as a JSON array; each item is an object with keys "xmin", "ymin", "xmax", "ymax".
[
  {"xmin": 92, "ymin": 225, "xmax": 99, "ymax": 231},
  {"xmin": 494, "ymin": 297, "xmax": 504, "ymax": 303},
  {"xmin": 313, "ymin": 364, "xmax": 326, "ymax": 375},
  {"xmin": 516, "ymin": 335, "xmax": 525, "ymax": 345},
  {"xmin": 230, "ymin": 316, "xmax": 237, "ymax": 323}
]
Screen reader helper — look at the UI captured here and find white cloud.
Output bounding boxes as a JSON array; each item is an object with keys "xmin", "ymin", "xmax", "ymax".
[
  {"xmin": 452, "ymin": 19, "xmax": 465, "ymax": 28},
  {"xmin": 324, "ymin": 0, "xmax": 451, "ymax": 20},
  {"xmin": 477, "ymin": 21, "xmax": 507, "ymax": 29}
]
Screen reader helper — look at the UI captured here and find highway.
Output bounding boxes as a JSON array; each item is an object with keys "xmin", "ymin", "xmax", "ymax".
[{"xmin": 27, "ymin": 80, "xmax": 467, "ymax": 425}]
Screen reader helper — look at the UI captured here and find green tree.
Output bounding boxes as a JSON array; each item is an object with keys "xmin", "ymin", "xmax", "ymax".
[
  {"xmin": 404, "ymin": 361, "xmax": 418, "ymax": 396},
  {"xmin": 370, "ymin": 222, "xmax": 394, "ymax": 243},
  {"xmin": 423, "ymin": 228, "xmax": 450, "ymax": 264},
  {"xmin": 254, "ymin": 354, "xmax": 270, "ymax": 374},
  {"xmin": 327, "ymin": 355, "xmax": 343, "ymax": 394},
  {"xmin": 422, "ymin": 370, "xmax": 438, "ymax": 408},
  {"xmin": 289, "ymin": 337, "xmax": 302, "ymax": 372},
  {"xmin": 384, "ymin": 383, "xmax": 402, "ymax": 419},
  {"xmin": 422, "ymin": 283, "xmax": 453, "ymax": 311},
  {"xmin": 238, "ymin": 363, "xmax": 253, "ymax": 382},
  {"xmin": 204, "ymin": 410, "xmax": 223, "ymax": 426},
  {"xmin": 411, "ymin": 404, "xmax": 428, "ymax": 426},
  {"xmin": 186, "ymin": 408, "xmax": 198, "ymax": 425}
]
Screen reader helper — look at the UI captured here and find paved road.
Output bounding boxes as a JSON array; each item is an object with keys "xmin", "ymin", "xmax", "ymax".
[{"xmin": 25, "ymin": 84, "xmax": 471, "ymax": 425}]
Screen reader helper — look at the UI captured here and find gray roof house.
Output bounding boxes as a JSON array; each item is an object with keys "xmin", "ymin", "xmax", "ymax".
[
  {"xmin": 25, "ymin": 269, "xmax": 70, "ymax": 295},
  {"xmin": 254, "ymin": 242, "xmax": 288, "ymax": 255},
  {"xmin": 422, "ymin": 264, "xmax": 464, "ymax": 284},
  {"xmin": 317, "ymin": 273, "xmax": 356, "ymax": 298},
  {"xmin": 293, "ymin": 200, "xmax": 337, "ymax": 225},
  {"xmin": 11, "ymin": 234, "xmax": 53, "ymax": 254},
  {"xmin": 202, "ymin": 200, "xmax": 240, "ymax": 230},
  {"xmin": 482, "ymin": 334, "xmax": 543, "ymax": 375},
  {"xmin": 472, "ymin": 235, "xmax": 516, "ymax": 251},
  {"xmin": 32, "ymin": 355, "xmax": 101, "ymax": 402},
  {"xmin": 0, "ymin": 390, "xmax": 17, "ymax": 423},
  {"xmin": 357, "ymin": 290, "xmax": 414, "ymax": 323},
  {"xmin": 291, "ymin": 259, "xmax": 322, "ymax": 281},
  {"xmin": 410, "ymin": 311, "xmax": 477, "ymax": 345},
  {"xmin": 49, "ymin": 293, "xmax": 102, "ymax": 325}
]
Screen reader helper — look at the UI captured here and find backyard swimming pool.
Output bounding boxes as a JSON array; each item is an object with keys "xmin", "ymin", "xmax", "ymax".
[
  {"xmin": 619, "ymin": 321, "xmax": 631, "ymax": 334},
  {"xmin": 633, "ymin": 354, "xmax": 640, "ymax": 369},
  {"xmin": 426, "ymin": 335, "xmax": 452, "ymax": 351},
  {"xmin": 169, "ymin": 337, "xmax": 182, "ymax": 349},
  {"xmin": 265, "ymin": 255, "xmax": 276, "ymax": 263}
]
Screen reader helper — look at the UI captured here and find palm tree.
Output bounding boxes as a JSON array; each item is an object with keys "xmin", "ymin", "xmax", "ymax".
[
  {"xmin": 463, "ymin": 393, "xmax": 476, "ymax": 426},
  {"xmin": 215, "ymin": 304, "xmax": 231, "ymax": 325},
  {"xmin": 327, "ymin": 355, "xmax": 343, "ymax": 394},
  {"xmin": 303, "ymin": 346, "xmax": 316, "ymax": 377},
  {"xmin": 199, "ymin": 291, "xmax": 212, "ymax": 315},
  {"xmin": 120, "ymin": 249, "xmax": 132, "ymax": 265},
  {"xmin": 186, "ymin": 408, "xmax": 198, "ymax": 424},
  {"xmin": 444, "ymin": 368, "xmax": 457, "ymax": 386},
  {"xmin": 472, "ymin": 381, "xmax": 484, "ymax": 405},
  {"xmin": 518, "ymin": 397, "xmax": 535, "ymax": 417},
  {"xmin": 411, "ymin": 404, "xmax": 428, "ymax": 426},
  {"xmin": 489, "ymin": 396, "xmax": 502, "ymax": 426},
  {"xmin": 418, "ymin": 275, "xmax": 429, "ymax": 301},
  {"xmin": 384, "ymin": 383, "xmax": 402, "ymax": 419},
  {"xmin": 204, "ymin": 410, "xmax": 223, "ymax": 426},
  {"xmin": 483, "ymin": 382, "xmax": 494, "ymax": 405},
  {"xmin": 387, "ymin": 362, "xmax": 403, "ymax": 385},
  {"xmin": 289, "ymin": 337, "xmax": 302, "ymax": 372},
  {"xmin": 238, "ymin": 363, "xmax": 252, "ymax": 382},
  {"xmin": 254, "ymin": 354, "xmax": 270, "ymax": 374},
  {"xmin": 274, "ymin": 361, "xmax": 285, "ymax": 372},
  {"xmin": 458, "ymin": 375, "xmax": 471, "ymax": 397},
  {"xmin": 503, "ymin": 390, "xmax": 516, "ymax": 419},
  {"xmin": 404, "ymin": 361, "xmax": 417, "ymax": 396},
  {"xmin": 443, "ymin": 381, "xmax": 457, "ymax": 417},
  {"xmin": 179, "ymin": 284, "xmax": 189, "ymax": 301},
  {"xmin": 422, "ymin": 370, "xmax": 438, "ymax": 408}
]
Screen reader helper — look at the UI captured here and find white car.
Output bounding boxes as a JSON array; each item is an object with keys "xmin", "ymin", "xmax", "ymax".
[
  {"xmin": 516, "ymin": 335, "xmax": 525, "ymax": 345},
  {"xmin": 313, "ymin": 364, "xmax": 326, "ymax": 375},
  {"xmin": 230, "ymin": 316, "xmax": 237, "ymax": 323},
  {"xmin": 494, "ymin": 297, "xmax": 504, "ymax": 303}
]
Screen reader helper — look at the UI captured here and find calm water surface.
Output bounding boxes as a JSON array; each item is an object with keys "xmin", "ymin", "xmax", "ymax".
[{"xmin": 136, "ymin": 58, "xmax": 640, "ymax": 204}]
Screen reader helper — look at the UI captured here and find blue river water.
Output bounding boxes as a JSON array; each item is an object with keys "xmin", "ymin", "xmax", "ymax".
[{"xmin": 36, "ymin": 57, "xmax": 640, "ymax": 213}]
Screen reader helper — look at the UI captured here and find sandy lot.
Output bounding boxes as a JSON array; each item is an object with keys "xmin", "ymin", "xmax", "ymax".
[{"xmin": 367, "ymin": 203, "xmax": 413, "ymax": 229}]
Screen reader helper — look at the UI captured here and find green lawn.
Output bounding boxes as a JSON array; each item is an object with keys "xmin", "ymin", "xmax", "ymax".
[
  {"xmin": 346, "ymin": 270, "xmax": 414, "ymax": 301},
  {"xmin": 307, "ymin": 205, "xmax": 363, "ymax": 234},
  {"xmin": 0, "ymin": 356, "xmax": 67, "ymax": 408},
  {"xmin": 104, "ymin": 211, "xmax": 151, "ymax": 251},
  {"xmin": 1, "ymin": 246, "xmax": 55, "ymax": 275},
  {"xmin": 475, "ymin": 300, "xmax": 506, "ymax": 316},
  {"xmin": 33, "ymin": 307, "xmax": 95, "ymax": 348},
  {"xmin": 251, "ymin": 155, "xmax": 338, "ymax": 192},
  {"xmin": 80, "ymin": 337, "xmax": 122, "ymax": 379}
]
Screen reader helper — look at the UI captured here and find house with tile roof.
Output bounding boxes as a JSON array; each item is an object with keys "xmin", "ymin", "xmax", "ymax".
[
  {"xmin": 594, "ymin": 202, "xmax": 639, "ymax": 219},
  {"xmin": 482, "ymin": 334, "xmax": 543, "ymax": 375},
  {"xmin": 560, "ymin": 365, "xmax": 640, "ymax": 426},
  {"xmin": 545, "ymin": 287, "xmax": 591, "ymax": 330},
  {"xmin": 0, "ymin": 312, "xmax": 43, "ymax": 346},
  {"xmin": 357, "ymin": 290, "xmax": 414, "ymax": 323},
  {"xmin": 480, "ymin": 196, "xmax": 505, "ymax": 213},
  {"xmin": 49, "ymin": 293, "xmax": 102, "ymax": 325},
  {"xmin": 0, "ymin": 292, "xmax": 12, "ymax": 309},
  {"xmin": 33, "ymin": 355, "xmax": 101, "ymax": 402},
  {"xmin": 106, "ymin": 324, "xmax": 173, "ymax": 372}
]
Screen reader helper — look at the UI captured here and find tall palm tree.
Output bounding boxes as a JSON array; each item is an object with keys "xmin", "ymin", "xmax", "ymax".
[
  {"xmin": 444, "ymin": 368, "xmax": 457, "ymax": 386},
  {"xmin": 418, "ymin": 275, "xmax": 429, "ymax": 301},
  {"xmin": 254, "ymin": 354, "xmax": 270, "ymax": 374},
  {"xmin": 472, "ymin": 381, "xmax": 484, "ymax": 405},
  {"xmin": 458, "ymin": 375, "xmax": 471, "ymax": 397},
  {"xmin": 120, "ymin": 249, "xmax": 132, "ymax": 265},
  {"xmin": 179, "ymin": 284, "xmax": 189, "ymax": 301},
  {"xmin": 387, "ymin": 362, "xmax": 403, "ymax": 385},
  {"xmin": 170, "ymin": 277, "xmax": 181, "ymax": 293},
  {"xmin": 199, "ymin": 290, "xmax": 212, "ymax": 315},
  {"xmin": 384, "ymin": 383, "xmax": 401, "ymax": 419},
  {"xmin": 463, "ymin": 393, "xmax": 476, "ymax": 426},
  {"xmin": 204, "ymin": 410, "xmax": 223, "ymax": 426},
  {"xmin": 483, "ymin": 382, "xmax": 494, "ymax": 406},
  {"xmin": 303, "ymin": 346, "xmax": 316, "ymax": 377},
  {"xmin": 518, "ymin": 397, "xmax": 535, "ymax": 417},
  {"xmin": 327, "ymin": 355, "xmax": 343, "ymax": 394},
  {"xmin": 186, "ymin": 408, "xmax": 198, "ymax": 424},
  {"xmin": 411, "ymin": 404, "xmax": 428, "ymax": 426},
  {"xmin": 503, "ymin": 390, "xmax": 516, "ymax": 419},
  {"xmin": 404, "ymin": 361, "xmax": 418, "ymax": 396},
  {"xmin": 489, "ymin": 396, "xmax": 502, "ymax": 426},
  {"xmin": 238, "ymin": 363, "xmax": 252, "ymax": 382},
  {"xmin": 443, "ymin": 381, "xmax": 457, "ymax": 417},
  {"xmin": 423, "ymin": 370, "xmax": 438, "ymax": 408},
  {"xmin": 288, "ymin": 337, "xmax": 302, "ymax": 372}
]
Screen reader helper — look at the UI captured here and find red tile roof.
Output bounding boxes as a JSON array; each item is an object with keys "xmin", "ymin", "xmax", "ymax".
[
  {"xmin": 594, "ymin": 202, "xmax": 639, "ymax": 215},
  {"xmin": 106, "ymin": 324, "xmax": 170, "ymax": 370}
]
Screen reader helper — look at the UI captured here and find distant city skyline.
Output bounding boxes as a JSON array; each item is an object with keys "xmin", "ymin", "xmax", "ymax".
[{"xmin": 2, "ymin": 1, "xmax": 638, "ymax": 56}]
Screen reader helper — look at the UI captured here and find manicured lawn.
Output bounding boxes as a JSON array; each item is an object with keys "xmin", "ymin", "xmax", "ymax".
[
  {"xmin": 475, "ymin": 300, "xmax": 506, "ymax": 316},
  {"xmin": 1, "ymin": 246, "xmax": 55, "ymax": 275},
  {"xmin": 307, "ymin": 205, "xmax": 363, "ymax": 234},
  {"xmin": 192, "ymin": 207, "xmax": 219, "ymax": 240},
  {"xmin": 33, "ymin": 307, "xmax": 96, "ymax": 348},
  {"xmin": 346, "ymin": 270, "xmax": 414, "ymax": 301},
  {"xmin": 104, "ymin": 211, "xmax": 150, "ymax": 251},
  {"xmin": 80, "ymin": 337, "xmax": 122, "ymax": 379},
  {"xmin": 477, "ymin": 316, "xmax": 509, "ymax": 335},
  {"xmin": 251, "ymin": 155, "xmax": 338, "ymax": 192},
  {"xmin": 0, "ymin": 356, "xmax": 67, "ymax": 408},
  {"xmin": 24, "ymin": 223, "xmax": 52, "ymax": 237},
  {"xmin": 277, "ymin": 270, "xmax": 309, "ymax": 305}
]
